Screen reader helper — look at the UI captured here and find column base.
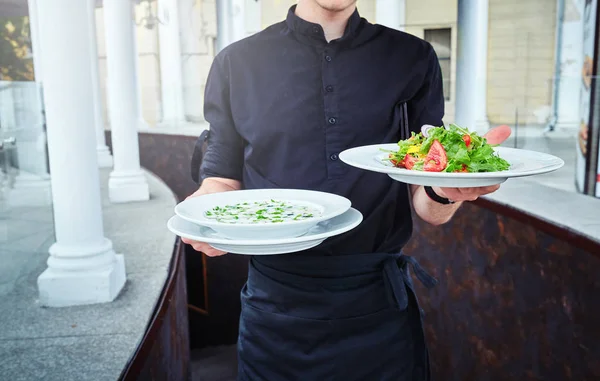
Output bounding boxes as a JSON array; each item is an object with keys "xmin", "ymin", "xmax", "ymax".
[
  {"xmin": 38, "ymin": 254, "xmax": 126, "ymax": 307},
  {"xmin": 97, "ymin": 145, "xmax": 113, "ymax": 168},
  {"xmin": 8, "ymin": 171, "xmax": 53, "ymax": 207},
  {"xmin": 108, "ymin": 171, "xmax": 150, "ymax": 203},
  {"xmin": 554, "ymin": 118, "xmax": 579, "ymax": 129}
]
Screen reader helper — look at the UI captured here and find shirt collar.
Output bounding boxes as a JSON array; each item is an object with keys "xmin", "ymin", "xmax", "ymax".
[{"xmin": 285, "ymin": 5, "xmax": 362, "ymax": 44}]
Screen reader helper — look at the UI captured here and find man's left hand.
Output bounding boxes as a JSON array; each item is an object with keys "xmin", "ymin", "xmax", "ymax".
[{"xmin": 433, "ymin": 125, "xmax": 512, "ymax": 203}]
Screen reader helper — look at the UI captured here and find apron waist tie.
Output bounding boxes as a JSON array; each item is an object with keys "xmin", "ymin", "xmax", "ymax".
[{"xmin": 383, "ymin": 253, "xmax": 438, "ymax": 311}]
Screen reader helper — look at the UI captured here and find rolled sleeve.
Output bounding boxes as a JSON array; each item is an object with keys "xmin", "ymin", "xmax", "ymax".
[
  {"xmin": 407, "ymin": 45, "xmax": 445, "ymax": 133},
  {"xmin": 198, "ymin": 56, "xmax": 245, "ymax": 182}
]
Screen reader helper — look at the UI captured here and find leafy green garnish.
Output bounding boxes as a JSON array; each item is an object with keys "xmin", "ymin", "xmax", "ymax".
[{"xmin": 389, "ymin": 123, "xmax": 510, "ymax": 173}]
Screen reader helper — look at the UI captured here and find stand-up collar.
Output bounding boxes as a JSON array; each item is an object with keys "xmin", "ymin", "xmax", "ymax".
[{"xmin": 285, "ymin": 5, "xmax": 362, "ymax": 44}]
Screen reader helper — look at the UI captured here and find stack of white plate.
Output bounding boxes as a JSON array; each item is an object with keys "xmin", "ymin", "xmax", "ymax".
[{"xmin": 167, "ymin": 189, "xmax": 362, "ymax": 255}]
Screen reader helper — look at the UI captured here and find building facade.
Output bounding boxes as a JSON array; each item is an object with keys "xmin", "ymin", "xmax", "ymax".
[{"xmin": 97, "ymin": 0, "xmax": 563, "ymax": 128}]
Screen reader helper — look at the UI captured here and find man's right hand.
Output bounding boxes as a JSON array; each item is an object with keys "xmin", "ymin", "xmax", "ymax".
[{"xmin": 180, "ymin": 177, "xmax": 242, "ymax": 257}]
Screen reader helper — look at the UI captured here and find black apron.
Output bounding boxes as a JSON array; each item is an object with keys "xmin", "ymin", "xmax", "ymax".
[{"xmin": 237, "ymin": 252, "xmax": 437, "ymax": 381}]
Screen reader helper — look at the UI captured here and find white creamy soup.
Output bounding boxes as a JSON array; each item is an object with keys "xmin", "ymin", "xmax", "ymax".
[{"xmin": 204, "ymin": 199, "xmax": 322, "ymax": 224}]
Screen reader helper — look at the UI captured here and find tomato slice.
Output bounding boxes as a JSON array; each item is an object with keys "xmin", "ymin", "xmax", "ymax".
[
  {"xmin": 402, "ymin": 154, "xmax": 418, "ymax": 170},
  {"xmin": 462, "ymin": 134, "xmax": 471, "ymax": 147},
  {"xmin": 423, "ymin": 140, "xmax": 448, "ymax": 172}
]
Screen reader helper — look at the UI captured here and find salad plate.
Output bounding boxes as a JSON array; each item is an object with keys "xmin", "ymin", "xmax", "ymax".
[
  {"xmin": 167, "ymin": 208, "xmax": 363, "ymax": 255},
  {"xmin": 340, "ymin": 146, "xmax": 565, "ymax": 188},
  {"xmin": 340, "ymin": 124, "xmax": 564, "ymax": 188},
  {"xmin": 174, "ymin": 189, "xmax": 351, "ymax": 240}
]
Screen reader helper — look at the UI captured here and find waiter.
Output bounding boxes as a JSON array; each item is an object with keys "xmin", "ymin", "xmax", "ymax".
[{"xmin": 184, "ymin": 1, "xmax": 510, "ymax": 379}]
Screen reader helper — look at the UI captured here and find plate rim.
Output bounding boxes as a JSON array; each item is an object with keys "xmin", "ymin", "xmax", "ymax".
[
  {"xmin": 339, "ymin": 144, "xmax": 565, "ymax": 179},
  {"xmin": 209, "ymin": 239, "xmax": 325, "ymax": 255},
  {"xmin": 168, "ymin": 207, "xmax": 364, "ymax": 246}
]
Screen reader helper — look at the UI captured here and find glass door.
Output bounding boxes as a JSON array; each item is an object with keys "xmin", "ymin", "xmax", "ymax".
[{"xmin": 0, "ymin": 80, "xmax": 54, "ymax": 278}]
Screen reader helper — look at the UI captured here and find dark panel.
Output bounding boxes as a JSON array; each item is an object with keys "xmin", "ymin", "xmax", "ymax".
[
  {"xmin": 106, "ymin": 131, "xmax": 249, "ymax": 349},
  {"xmin": 120, "ymin": 241, "xmax": 191, "ymax": 381},
  {"xmin": 405, "ymin": 203, "xmax": 600, "ymax": 381},
  {"xmin": 105, "ymin": 131, "xmax": 199, "ymax": 202},
  {"xmin": 187, "ymin": 245, "xmax": 249, "ymax": 348}
]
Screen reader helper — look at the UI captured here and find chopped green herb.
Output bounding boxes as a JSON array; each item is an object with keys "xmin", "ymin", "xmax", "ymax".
[{"xmin": 204, "ymin": 199, "xmax": 323, "ymax": 224}]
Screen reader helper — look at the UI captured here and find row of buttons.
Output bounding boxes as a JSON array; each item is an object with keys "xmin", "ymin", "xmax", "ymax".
[{"xmin": 322, "ymin": 46, "xmax": 338, "ymax": 162}]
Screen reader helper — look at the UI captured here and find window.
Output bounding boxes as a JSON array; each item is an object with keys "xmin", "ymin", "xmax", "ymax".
[{"xmin": 424, "ymin": 28, "xmax": 451, "ymax": 101}]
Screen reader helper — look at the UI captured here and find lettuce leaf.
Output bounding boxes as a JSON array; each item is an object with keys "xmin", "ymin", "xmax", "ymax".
[{"xmin": 392, "ymin": 124, "xmax": 510, "ymax": 172}]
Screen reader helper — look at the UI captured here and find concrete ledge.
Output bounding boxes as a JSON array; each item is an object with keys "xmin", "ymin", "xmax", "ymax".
[
  {"xmin": 0, "ymin": 168, "xmax": 177, "ymax": 381},
  {"xmin": 482, "ymin": 177, "xmax": 600, "ymax": 245}
]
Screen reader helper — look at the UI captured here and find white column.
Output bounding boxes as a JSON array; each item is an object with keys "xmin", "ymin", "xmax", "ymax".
[
  {"xmin": 27, "ymin": 0, "xmax": 43, "ymax": 81},
  {"xmin": 375, "ymin": 0, "xmax": 405, "ymax": 31},
  {"xmin": 244, "ymin": 0, "xmax": 262, "ymax": 36},
  {"xmin": 104, "ymin": 0, "xmax": 150, "ymax": 203},
  {"xmin": 555, "ymin": 0, "xmax": 583, "ymax": 128},
  {"xmin": 230, "ymin": 0, "xmax": 246, "ymax": 42},
  {"xmin": 35, "ymin": 0, "xmax": 126, "ymax": 307},
  {"xmin": 158, "ymin": 0, "xmax": 187, "ymax": 127},
  {"xmin": 132, "ymin": 20, "xmax": 151, "ymax": 131},
  {"xmin": 455, "ymin": 0, "xmax": 490, "ymax": 133},
  {"xmin": 216, "ymin": 0, "xmax": 232, "ymax": 51},
  {"xmin": 88, "ymin": 0, "xmax": 113, "ymax": 168}
]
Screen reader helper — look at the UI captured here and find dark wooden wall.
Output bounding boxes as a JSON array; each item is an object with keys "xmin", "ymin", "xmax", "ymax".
[
  {"xmin": 107, "ymin": 131, "xmax": 247, "ymax": 349},
  {"xmin": 118, "ymin": 241, "xmax": 191, "ymax": 381},
  {"xmin": 405, "ymin": 202, "xmax": 600, "ymax": 381}
]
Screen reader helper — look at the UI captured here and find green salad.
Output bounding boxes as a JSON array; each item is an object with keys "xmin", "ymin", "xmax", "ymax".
[
  {"xmin": 387, "ymin": 124, "xmax": 510, "ymax": 173},
  {"xmin": 204, "ymin": 199, "xmax": 322, "ymax": 224}
]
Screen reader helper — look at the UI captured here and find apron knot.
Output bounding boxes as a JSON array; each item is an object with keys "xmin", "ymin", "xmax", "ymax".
[
  {"xmin": 383, "ymin": 253, "xmax": 438, "ymax": 311},
  {"xmin": 402, "ymin": 255, "xmax": 438, "ymax": 289}
]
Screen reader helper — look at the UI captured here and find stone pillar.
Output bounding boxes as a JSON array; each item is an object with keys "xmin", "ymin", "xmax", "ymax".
[
  {"xmin": 88, "ymin": 0, "xmax": 113, "ymax": 168},
  {"xmin": 216, "ymin": 0, "xmax": 232, "ymax": 51},
  {"xmin": 455, "ymin": 0, "xmax": 490, "ymax": 133},
  {"xmin": 36, "ymin": 0, "xmax": 126, "ymax": 307},
  {"xmin": 132, "ymin": 20, "xmax": 151, "ymax": 131},
  {"xmin": 103, "ymin": 0, "xmax": 150, "ymax": 203},
  {"xmin": 158, "ymin": 0, "xmax": 187, "ymax": 127},
  {"xmin": 375, "ymin": 0, "xmax": 405, "ymax": 31},
  {"xmin": 230, "ymin": 0, "xmax": 246, "ymax": 42},
  {"xmin": 244, "ymin": 0, "xmax": 262, "ymax": 36},
  {"xmin": 27, "ymin": 0, "xmax": 43, "ymax": 81},
  {"xmin": 555, "ymin": 0, "xmax": 583, "ymax": 128}
]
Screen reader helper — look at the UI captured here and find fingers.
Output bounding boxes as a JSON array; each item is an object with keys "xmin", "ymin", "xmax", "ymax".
[
  {"xmin": 473, "ymin": 184, "xmax": 501, "ymax": 195},
  {"xmin": 180, "ymin": 238, "xmax": 228, "ymax": 257},
  {"xmin": 185, "ymin": 189, "xmax": 203, "ymax": 200},
  {"xmin": 437, "ymin": 184, "xmax": 501, "ymax": 202},
  {"xmin": 483, "ymin": 125, "xmax": 512, "ymax": 145}
]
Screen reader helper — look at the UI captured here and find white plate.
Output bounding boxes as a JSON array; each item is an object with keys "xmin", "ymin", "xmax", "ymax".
[
  {"xmin": 339, "ymin": 144, "xmax": 565, "ymax": 188},
  {"xmin": 167, "ymin": 208, "xmax": 363, "ymax": 255},
  {"xmin": 174, "ymin": 189, "xmax": 351, "ymax": 240}
]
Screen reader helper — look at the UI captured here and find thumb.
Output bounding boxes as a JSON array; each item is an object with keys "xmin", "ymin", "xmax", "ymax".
[{"xmin": 483, "ymin": 125, "xmax": 512, "ymax": 145}]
